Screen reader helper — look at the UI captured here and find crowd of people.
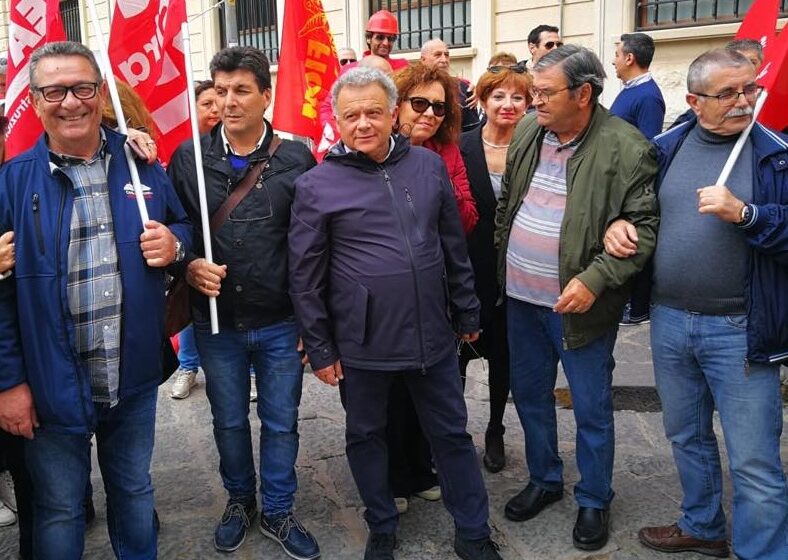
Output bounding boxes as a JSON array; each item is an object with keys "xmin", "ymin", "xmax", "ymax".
[{"xmin": 0, "ymin": 8, "xmax": 786, "ymax": 560}]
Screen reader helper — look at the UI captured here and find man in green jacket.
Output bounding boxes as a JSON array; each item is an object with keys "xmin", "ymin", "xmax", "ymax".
[{"xmin": 495, "ymin": 45, "xmax": 658, "ymax": 551}]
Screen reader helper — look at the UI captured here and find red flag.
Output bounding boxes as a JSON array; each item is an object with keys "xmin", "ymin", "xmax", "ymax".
[
  {"xmin": 272, "ymin": 0, "xmax": 340, "ymax": 153},
  {"xmin": 108, "ymin": 0, "xmax": 189, "ymax": 165},
  {"xmin": 735, "ymin": 0, "xmax": 781, "ymax": 49},
  {"xmin": 756, "ymin": 27, "xmax": 788, "ymax": 131},
  {"xmin": 4, "ymin": 0, "xmax": 66, "ymax": 159}
]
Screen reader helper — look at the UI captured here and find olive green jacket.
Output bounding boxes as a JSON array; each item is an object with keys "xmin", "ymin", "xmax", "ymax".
[{"xmin": 495, "ymin": 106, "xmax": 659, "ymax": 349}]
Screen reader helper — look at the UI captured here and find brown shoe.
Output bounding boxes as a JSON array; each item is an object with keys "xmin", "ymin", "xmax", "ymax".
[{"xmin": 638, "ymin": 523, "xmax": 729, "ymax": 557}]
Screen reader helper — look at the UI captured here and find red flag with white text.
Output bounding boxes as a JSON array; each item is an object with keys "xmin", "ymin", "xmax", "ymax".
[
  {"xmin": 735, "ymin": 0, "xmax": 788, "ymax": 131},
  {"xmin": 4, "ymin": 0, "xmax": 66, "ymax": 159},
  {"xmin": 108, "ymin": 0, "xmax": 189, "ymax": 165},
  {"xmin": 272, "ymin": 0, "xmax": 340, "ymax": 156}
]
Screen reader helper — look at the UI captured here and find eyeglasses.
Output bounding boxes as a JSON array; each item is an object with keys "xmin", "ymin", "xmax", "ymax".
[
  {"xmin": 691, "ymin": 84, "xmax": 762, "ymax": 107},
  {"xmin": 529, "ymin": 86, "xmax": 571, "ymax": 103},
  {"xmin": 488, "ymin": 61, "xmax": 528, "ymax": 74},
  {"xmin": 33, "ymin": 82, "xmax": 100, "ymax": 103},
  {"xmin": 372, "ymin": 33, "xmax": 397, "ymax": 43},
  {"xmin": 339, "ymin": 58, "xmax": 357, "ymax": 66},
  {"xmin": 542, "ymin": 41, "xmax": 564, "ymax": 49},
  {"xmin": 408, "ymin": 96, "xmax": 447, "ymax": 117}
]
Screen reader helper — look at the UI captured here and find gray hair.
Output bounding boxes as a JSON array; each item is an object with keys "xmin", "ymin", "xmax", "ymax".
[
  {"xmin": 331, "ymin": 67, "xmax": 398, "ymax": 115},
  {"xmin": 534, "ymin": 44, "xmax": 606, "ymax": 103},
  {"xmin": 687, "ymin": 49, "xmax": 752, "ymax": 92},
  {"xmin": 29, "ymin": 42, "xmax": 103, "ymax": 89},
  {"xmin": 421, "ymin": 38, "xmax": 446, "ymax": 56}
]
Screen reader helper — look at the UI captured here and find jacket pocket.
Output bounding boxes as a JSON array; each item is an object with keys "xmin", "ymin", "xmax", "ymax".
[
  {"xmin": 32, "ymin": 193, "xmax": 45, "ymax": 255},
  {"xmin": 346, "ymin": 283, "xmax": 369, "ymax": 344}
]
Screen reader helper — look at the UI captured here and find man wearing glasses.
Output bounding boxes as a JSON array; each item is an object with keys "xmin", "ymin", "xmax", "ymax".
[
  {"xmin": 338, "ymin": 47, "xmax": 357, "ymax": 67},
  {"xmin": 605, "ymin": 49, "xmax": 788, "ymax": 560},
  {"xmin": 0, "ymin": 41, "xmax": 191, "ymax": 559},
  {"xmin": 495, "ymin": 45, "xmax": 658, "ymax": 551},
  {"xmin": 527, "ymin": 25, "xmax": 563, "ymax": 67}
]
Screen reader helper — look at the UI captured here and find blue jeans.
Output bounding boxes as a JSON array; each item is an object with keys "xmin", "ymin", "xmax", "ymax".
[
  {"xmin": 195, "ymin": 318, "xmax": 303, "ymax": 516},
  {"xmin": 25, "ymin": 387, "xmax": 158, "ymax": 560},
  {"xmin": 507, "ymin": 298, "xmax": 617, "ymax": 509},
  {"xmin": 177, "ymin": 323, "xmax": 200, "ymax": 372},
  {"xmin": 651, "ymin": 304, "xmax": 788, "ymax": 560}
]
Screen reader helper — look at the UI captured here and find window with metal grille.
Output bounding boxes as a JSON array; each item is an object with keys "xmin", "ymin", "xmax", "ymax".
[
  {"xmin": 367, "ymin": 1, "xmax": 471, "ymax": 53},
  {"xmin": 60, "ymin": 0, "xmax": 81, "ymax": 43},
  {"xmin": 636, "ymin": 0, "xmax": 788, "ymax": 30},
  {"xmin": 236, "ymin": 0, "xmax": 279, "ymax": 63}
]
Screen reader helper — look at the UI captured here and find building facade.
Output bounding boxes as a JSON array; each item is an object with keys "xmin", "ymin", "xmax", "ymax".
[{"xmin": 1, "ymin": 1, "xmax": 786, "ymax": 127}]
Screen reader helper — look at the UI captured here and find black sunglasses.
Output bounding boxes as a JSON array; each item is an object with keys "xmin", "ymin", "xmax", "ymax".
[
  {"xmin": 339, "ymin": 58, "xmax": 357, "ymax": 66},
  {"xmin": 372, "ymin": 33, "xmax": 398, "ymax": 43},
  {"xmin": 487, "ymin": 61, "xmax": 528, "ymax": 74},
  {"xmin": 408, "ymin": 96, "xmax": 447, "ymax": 117},
  {"xmin": 543, "ymin": 41, "xmax": 564, "ymax": 49}
]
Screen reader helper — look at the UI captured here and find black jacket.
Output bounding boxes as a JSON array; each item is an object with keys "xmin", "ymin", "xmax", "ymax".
[
  {"xmin": 289, "ymin": 135, "xmax": 480, "ymax": 371},
  {"xmin": 168, "ymin": 121, "xmax": 316, "ymax": 331}
]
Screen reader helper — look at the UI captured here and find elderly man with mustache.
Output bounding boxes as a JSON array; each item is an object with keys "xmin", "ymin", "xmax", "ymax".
[{"xmin": 605, "ymin": 48, "xmax": 788, "ymax": 560}]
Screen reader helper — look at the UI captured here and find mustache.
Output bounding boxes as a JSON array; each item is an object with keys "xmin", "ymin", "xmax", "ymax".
[{"xmin": 724, "ymin": 107, "xmax": 754, "ymax": 119}]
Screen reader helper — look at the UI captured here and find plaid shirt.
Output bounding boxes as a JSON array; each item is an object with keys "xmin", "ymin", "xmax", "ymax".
[{"xmin": 51, "ymin": 137, "xmax": 123, "ymax": 405}]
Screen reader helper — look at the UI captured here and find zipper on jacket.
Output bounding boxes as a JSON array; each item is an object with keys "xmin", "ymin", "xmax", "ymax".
[
  {"xmin": 32, "ymin": 193, "xmax": 45, "ymax": 255},
  {"xmin": 381, "ymin": 167, "xmax": 427, "ymax": 373}
]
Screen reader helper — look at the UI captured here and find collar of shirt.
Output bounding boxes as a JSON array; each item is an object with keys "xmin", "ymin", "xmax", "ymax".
[
  {"xmin": 622, "ymin": 72, "xmax": 653, "ymax": 90},
  {"xmin": 222, "ymin": 122, "xmax": 267, "ymax": 156},
  {"xmin": 48, "ymin": 129, "xmax": 108, "ymax": 171},
  {"xmin": 339, "ymin": 136, "xmax": 396, "ymax": 161}
]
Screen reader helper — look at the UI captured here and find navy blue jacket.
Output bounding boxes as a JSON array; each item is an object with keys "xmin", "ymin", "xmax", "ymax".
[
  {"xmin": 0, "ymin": 127, "xmax": 191, "ymax": 433},
  {"xmin": 652, "ymin": 117, "xmax": 788, "ymax": 364},
  {"xmin": 288, "ymin": 135, "xmax": 480, "ymax": 371}
]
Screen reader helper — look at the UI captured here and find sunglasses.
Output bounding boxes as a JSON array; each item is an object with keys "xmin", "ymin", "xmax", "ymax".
[
  {"xmin": 339, "ymin": 58, "xmax": 357, "ymax": 65},
  {"xmin": 543, "ymin": 41, "xmax": 564, "ymax": 49},
  {"xmin": 487, "ymin": 61, "xmax": 528, "ymax": 74},
  {"xmin": 408, "ymin": 96, "xmax": 447, "ymax": 117},
  {"xmin": 372, "ymin": 33, "xmax": 398, "ymax": 43}
]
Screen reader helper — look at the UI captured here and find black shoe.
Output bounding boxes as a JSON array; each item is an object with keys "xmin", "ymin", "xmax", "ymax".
[
  {"xmin": 454, "ymin": 535, "xmax": 502, "ymax": 560},
  {"xmin": 572, "ymin": 507, "xmax": 610, "ymax": 551},
  {"xmin": 214, "ymin": 496, "xmax": 257, "ymax": 552},
  {"xmin": 504, "ymin": 482, "xmax": 563, "ymax": 522},
  {"xmin": 482, "ymin": 427, "xmax": 505, "ymax": 473},
  {"xmin": 364, "ymin": 532, "xmax": 396, "ymax": 560}
]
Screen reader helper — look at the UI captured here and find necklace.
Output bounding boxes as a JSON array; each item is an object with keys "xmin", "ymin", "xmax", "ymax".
[{"xmin": 482, "ymin": 136, "xmax": 510, "ymax": 149}]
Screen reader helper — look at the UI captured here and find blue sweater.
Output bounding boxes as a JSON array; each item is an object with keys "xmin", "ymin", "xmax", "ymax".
[{"xmin": 610, "ymin": 78, "xmax": 666, "ymax": 140}]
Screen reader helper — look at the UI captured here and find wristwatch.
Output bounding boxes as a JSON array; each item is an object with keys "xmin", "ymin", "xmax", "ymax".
[
  {"xmin": 737, "ymin": 203, "xmax": 753, "ymax": 226},
  {"xmin": 174, "ymin": 239, "xmax": 185, "ymax": 263}
]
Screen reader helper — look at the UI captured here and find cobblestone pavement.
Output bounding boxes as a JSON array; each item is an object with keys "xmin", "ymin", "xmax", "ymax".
[{"xmin": 2, "ymin": 324, "xmax": 786, "ymax": 559}]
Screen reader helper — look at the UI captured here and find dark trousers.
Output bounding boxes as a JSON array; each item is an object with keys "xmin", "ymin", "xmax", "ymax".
[
  {"xmin": 343, "ymin": 351, "xmax": 490, "ymax": 539},
  {"xmin": 627, "ymin": 262, "xmax": 652, "ymax": 321},
  {"xmin": 459, "ymin": 302, "xmax": 510, "ymax": 434},
  {"xmin": 1, "ymin": 431, "xmax": 33, "ymax": 560}
]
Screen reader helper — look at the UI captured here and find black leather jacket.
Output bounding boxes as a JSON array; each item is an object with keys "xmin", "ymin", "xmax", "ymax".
[{"xmin": 169, "ymin": 121, "xmax": 316, "ymax": 331}]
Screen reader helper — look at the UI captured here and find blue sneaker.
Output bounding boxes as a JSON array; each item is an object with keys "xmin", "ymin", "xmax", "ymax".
[
  {"xmin": 214, "ymin": 497, "xmax": 257, "ymax": 552},
  {"xmin": 260, "ymin": 512, "xmax": 320, "ymax": 560}
]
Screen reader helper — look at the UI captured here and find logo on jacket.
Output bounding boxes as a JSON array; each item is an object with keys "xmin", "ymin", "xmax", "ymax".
[{"xmin": 124, "ymin": 183, "xmax": 153, "ymax": 200}]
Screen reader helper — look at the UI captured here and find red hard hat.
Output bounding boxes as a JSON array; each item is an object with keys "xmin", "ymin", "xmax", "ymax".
[{"xmin": 366, "ymin": 10, "xmax": 399, "ymax": 35}]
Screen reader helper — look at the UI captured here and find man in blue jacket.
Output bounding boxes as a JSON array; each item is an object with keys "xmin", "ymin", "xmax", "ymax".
[
  {"xmin": 604, "ymin": 49, "xmax": 788, "ymax": 560},
  {"xmin": 289, "ymin": 67, "xmax": 500, "ymax": 560},
  {"xmin": 0, "ymin": 42, "xmax": 191, "ymax": 560}
]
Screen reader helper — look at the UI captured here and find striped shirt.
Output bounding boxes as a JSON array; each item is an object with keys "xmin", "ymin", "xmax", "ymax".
[
  {"xmin": 53, "ymin": 138, "xmax": 123, "ymax": 405},
  {"xmin": 506, "ymin": 131, "xmax": 578, "ymax": 307}
]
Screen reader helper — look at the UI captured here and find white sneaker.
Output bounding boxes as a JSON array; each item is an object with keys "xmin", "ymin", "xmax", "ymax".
[
  {"xmin": 250, "ymin": 374, "xmax": 257, "ymax": 402},
  {"xmin": 170, "ymin": 369, "xmax": 197, "ymax": 399},
  {"xmin": 0, "ymin": 502, "xmax": 16, "ymax": 526},
  {"xmin": 415, "ymin": 485, "xmax": 441, "ymax": 501},
  {"xmin": 394, "ymin": 497, "xmax": 408, "ymax": 514},
  {"xmin": 0, "ymin": 471, "xmax": 15, "ymax": 512}
]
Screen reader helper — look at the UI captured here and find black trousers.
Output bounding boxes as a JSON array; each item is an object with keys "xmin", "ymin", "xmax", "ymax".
[
  {"xmin": 342, "ymin": 352, "xmax": 490, "ymax": 539},
  {"xmin": 0, "ymin": 430, "xmax": 33, "ymax": 560}
]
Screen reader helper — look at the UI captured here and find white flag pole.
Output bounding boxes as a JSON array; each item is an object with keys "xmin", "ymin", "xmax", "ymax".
[
  {"xmin": 715, "ymin": 89, "xmax": 769, "ymax": 186},
  {"xmin": 86, "ymin": 0, "xmax": 149, "ymax": 225},
  {"xmin": 181, "ymin": 21, "xmax": 220, "ymax": 335}
]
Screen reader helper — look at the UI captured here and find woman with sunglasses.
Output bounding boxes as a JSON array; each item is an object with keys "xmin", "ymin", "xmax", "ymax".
[
  {"xmin": 393, "ymin": 63, "xmax": 478, "ymax": 234},
  {"xmin": 459, "ymin": 60, "xmax": 532, "ymax": 474}
]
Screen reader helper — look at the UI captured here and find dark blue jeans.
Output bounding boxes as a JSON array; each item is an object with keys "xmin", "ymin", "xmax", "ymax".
[
  {"xmin": 343, "ymin": 351, "xmax": 490, "ymax": 539},
  {"xmin": 195, "ymin": 318, "xmax": 303, "ymax": 516},
  {"xmin": 25, "ymin": 387, "xmax": 158, "ymax": 560},
  {"xmin": 507, "ymin": 297, "xmax": 617, "ymax": 509}
]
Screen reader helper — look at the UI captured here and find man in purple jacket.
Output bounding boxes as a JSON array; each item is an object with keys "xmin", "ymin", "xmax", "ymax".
[{"xmin": 288, "ymin": 67, "xmax": 500, "ymax": 560}]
